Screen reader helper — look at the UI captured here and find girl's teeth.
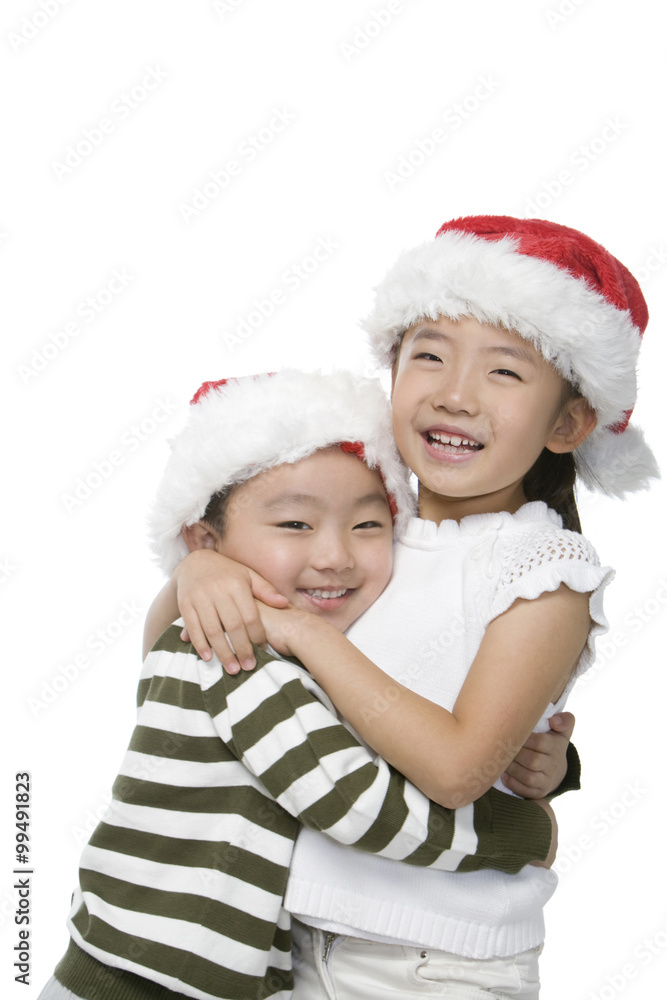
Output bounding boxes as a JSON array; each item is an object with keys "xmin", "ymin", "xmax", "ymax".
[
  {"xmin": 305, "ymin": 589, "xmax": 347, "ymax": 599},
  {"xmin": 429, "ymin": 432, "xmax": 479, "ymax": 449}
]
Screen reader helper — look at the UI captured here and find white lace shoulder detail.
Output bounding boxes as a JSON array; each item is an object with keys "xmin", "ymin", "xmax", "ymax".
[
  {"xmin": 489, "ymin": 518, "xmax": 614, "ymax": 685},
  {"xmin": 499, "ymin": 526, "xmax": 599, "ymax": 588}
]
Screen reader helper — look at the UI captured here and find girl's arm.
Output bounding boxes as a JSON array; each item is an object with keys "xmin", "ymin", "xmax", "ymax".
[
  {"xmin": 147, "ymin": 550, "xmax": 579, "ymax": 801},
  {"xmin": 260, "ymin": 586, "xmax": 591, "ymax": 810}
]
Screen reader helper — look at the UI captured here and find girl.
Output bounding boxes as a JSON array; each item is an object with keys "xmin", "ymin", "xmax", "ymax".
[{"xmin": 155, "ymin": 217, "xmax": 658, "ymax": 998}]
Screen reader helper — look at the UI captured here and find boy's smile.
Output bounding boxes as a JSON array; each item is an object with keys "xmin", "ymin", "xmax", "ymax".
[
  {"xmin": 213, "ymin": 448, "xmax": 394, "ymax": 633},
  {"xmin": 392, "ymin": 315, "xmax": 579, "ymax": 523}
]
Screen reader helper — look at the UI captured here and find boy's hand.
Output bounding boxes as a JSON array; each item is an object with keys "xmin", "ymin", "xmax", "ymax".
[
  {"xmin": 175, "ymin": 549, "xmax": 288, "ymax": 673},
  {"xmin": 501, "ymin": 712, "xmax": 575, "ymax": 798},
  {"xmin": 529, "ymin": 798, "xmax": 558, "ymax": 868}
]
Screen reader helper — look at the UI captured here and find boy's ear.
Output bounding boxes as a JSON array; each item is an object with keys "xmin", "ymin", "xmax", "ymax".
[
  {"xmin": 547, "ymin": 397, "xmax": 598, "ymax": 454},
  {"xmin": 181, "ymin": 521, "xmax": 221, "ymax": 553}
]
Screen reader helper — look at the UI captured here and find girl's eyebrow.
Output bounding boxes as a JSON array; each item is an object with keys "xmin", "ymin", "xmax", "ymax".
[
  {"xmin": 483, "ymin": 344, "xmax": 538, "ymax": 366},
  {"xmin": 411, "ymin": 327, "xmax": 538, "ymax": 366}
]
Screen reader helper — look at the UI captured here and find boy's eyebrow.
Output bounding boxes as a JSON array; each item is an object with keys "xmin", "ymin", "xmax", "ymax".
[
  {"xmin": 261, "ymin": 491, "xmax": 390, "ymax": 512},
  {"xmin": 410, "ymin": 328, "xmax": 450, "ymax": 346},
  {"xmin": 261, "ymin": 493, "xmax": 324, "ymax": 511},
  {"xmin": 352, "ymin": 491, "xmax": 392, "ymax": 510}
]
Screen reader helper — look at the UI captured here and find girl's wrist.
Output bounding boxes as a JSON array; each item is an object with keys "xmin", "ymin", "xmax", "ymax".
[{"xmin": 280, "ymin": 609, "xmax": 338, "ymax": 659}]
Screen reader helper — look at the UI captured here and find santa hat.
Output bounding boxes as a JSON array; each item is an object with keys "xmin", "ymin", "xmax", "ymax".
[
  {"xmin": 363, "ymin": 215, "xmax": 658, "ymax": 497},
  {"xmin": 148, "ymin": 369, "xmax": 415, "ymax": 575}
]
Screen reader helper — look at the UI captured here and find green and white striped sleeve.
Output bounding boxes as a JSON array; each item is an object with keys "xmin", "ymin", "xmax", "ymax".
[{"xmin": 201, "ymin": 644, "xmax": 551, "ymax": 874}]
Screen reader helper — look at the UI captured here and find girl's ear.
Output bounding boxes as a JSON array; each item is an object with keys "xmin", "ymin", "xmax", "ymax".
[
  {"xmin": 181, "ymin": 521, "xmax": 221, "ymax": 553},
  {"xmin": 547, "ymin": 397, "xmax": 598, "ymax": 454}
]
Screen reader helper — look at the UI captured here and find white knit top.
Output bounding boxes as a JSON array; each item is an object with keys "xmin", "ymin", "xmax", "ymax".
[{"xmin": 285, "ymin": 503, "xmax": 613, "ymax": 959}]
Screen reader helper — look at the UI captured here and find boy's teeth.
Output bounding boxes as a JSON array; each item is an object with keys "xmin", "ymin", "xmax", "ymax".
[{"xmin": 305, "ymin": 588, "xmax": 347, "ymax": 599}]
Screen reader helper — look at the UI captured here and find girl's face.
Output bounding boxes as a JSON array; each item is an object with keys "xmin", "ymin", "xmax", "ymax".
[
  {"xmin": 392, "ymin": 315, "xmax": 579, "ymax": 524},
  {"xmin": 215, "ymin": 448, "xmax": 394, "ymax": 633}
]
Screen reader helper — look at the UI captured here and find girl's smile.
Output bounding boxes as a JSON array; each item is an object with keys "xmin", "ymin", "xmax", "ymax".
[{"xmin": 422, "ymin": 424, "xmax": 484, "ymax": 461}]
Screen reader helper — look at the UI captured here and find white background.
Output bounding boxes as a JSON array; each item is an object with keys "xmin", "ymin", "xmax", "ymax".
[{"xmin": 2, "ymin": 1, "xmax": 666, "ymax": 998}]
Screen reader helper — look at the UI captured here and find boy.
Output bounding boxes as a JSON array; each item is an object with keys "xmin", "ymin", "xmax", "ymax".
[{"xmin": 40, "ymin": 369, "xmax": 559, "ymax": 1000}]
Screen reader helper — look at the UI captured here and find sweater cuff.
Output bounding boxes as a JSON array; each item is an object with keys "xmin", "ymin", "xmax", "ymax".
[
  {"xmin": 457, "ymin": 789, "xmax": 553, "ymax": 874},
  {"xmin": 546, "ymin": 741, "xmax": 582, "ymax": 801},
  {"xmin": 55, "ymin": 939, "xmax": 189, "ymax": 1000}
]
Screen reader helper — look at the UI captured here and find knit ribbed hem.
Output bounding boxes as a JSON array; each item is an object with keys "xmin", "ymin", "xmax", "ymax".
[
  {"xmin": 288, "ymin": 873, "xmax": 550, "ymax": 959},
  {"xmin": 54, "ymin": 940, "xmax": 189, "ymax": 1000}
]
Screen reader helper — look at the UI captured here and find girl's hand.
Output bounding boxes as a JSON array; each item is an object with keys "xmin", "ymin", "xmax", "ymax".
[
  {"xmin": 501, "ymin": 712, "xmax": 576, "ymax": 798},
  {"xmin": 175, "ymin": 549, "xmax": 288, "ymax": 672}
]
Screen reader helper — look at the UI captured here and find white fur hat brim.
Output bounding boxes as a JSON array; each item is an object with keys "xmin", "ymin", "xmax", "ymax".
[{"xmin": 148, "ymin": 369, "xmax": 416, "ymax": 576}]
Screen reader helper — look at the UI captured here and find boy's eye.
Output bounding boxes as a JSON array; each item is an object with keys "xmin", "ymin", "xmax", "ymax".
[
  {"xmin": 414, "ymin": 351, "xmax": 442, "ymax": 363},
  {"xmin": 492, "ymin": 368, "xmax": 521, "ymax": 380},
  {"xmin": 353, "ymin": 520, "xmax": 385, "ymax": 530},
  {"xmin": 276, "ymin": 521, "xmax": 311, "ymax": 531}
]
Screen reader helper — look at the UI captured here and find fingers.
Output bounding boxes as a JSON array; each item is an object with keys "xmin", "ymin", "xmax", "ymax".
[
  {"xmin": 547, "ymin": 711, "xmax": 576, "ymax": 740},
  {"xmin": 501, "ymin": 758, "xmax": 549, "ymax": 798},
  {"xmin": 173, "ymin": 552, "xmax": 271, "ymax": 674},
  {"xmin": 180, "ymin": 601, "xmax": 237, "ymax": 671},
  {"xmin": 180, "ymin": 596, "xmax": 259, "ymax": 675},
  {"xmin": 249, "ymin": 569, "xmax": 289, "ymax": 608}
]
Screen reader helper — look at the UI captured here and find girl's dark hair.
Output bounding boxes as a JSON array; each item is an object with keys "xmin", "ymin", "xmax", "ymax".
[
  {"xmin": 523, "ymin": 448, "xmax": 581, "ymax": 533},
  {"xmin": 522, "ymin": 378, "xmax": 586, "ymax": 533}
]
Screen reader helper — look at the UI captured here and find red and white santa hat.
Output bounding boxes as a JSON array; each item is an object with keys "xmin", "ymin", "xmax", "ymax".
[
  {"xmin": 363, "ymin": 215, "xmax": 658, "ymax": 497},
  {"xmin": 148, "ymin": 368, "xmax": 415, "ymax": 575}
]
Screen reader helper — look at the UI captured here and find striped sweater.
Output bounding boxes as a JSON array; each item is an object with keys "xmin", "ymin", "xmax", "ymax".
[{"xmin": 54, "ymin": 626, "xmax": 552, "ymax": 1000}]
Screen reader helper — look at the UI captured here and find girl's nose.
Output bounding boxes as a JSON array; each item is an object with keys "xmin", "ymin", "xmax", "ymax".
[{"xmin": 432, "ymin": 365, "xmax": 479, "ymax": 415}]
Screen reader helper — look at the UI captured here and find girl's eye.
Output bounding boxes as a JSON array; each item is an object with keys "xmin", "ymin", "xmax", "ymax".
[
  {"xmin": 492, "ymin": 368, "xmax": 521, "ymax": 380},
  {"xmin": 353, "ymin": 520, "xmax": 385, "ymax": 530},
  {"xmin": 277, "ymin": 521, "xmax": 311, "ymax": 531}
]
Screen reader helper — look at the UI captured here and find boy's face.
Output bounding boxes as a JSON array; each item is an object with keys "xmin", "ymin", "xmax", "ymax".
[
  {"xmin": 215, "ymin": 448, "xmax": 394, "ymax": 632},
  {"xmin": 392, "ymin": 315, "xmax": 575, "ymax": 522}
]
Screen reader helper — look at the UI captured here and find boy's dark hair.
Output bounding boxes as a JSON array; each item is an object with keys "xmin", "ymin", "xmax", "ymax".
[{"xmin": 201, "ymin": 486, "xmax": 234, "ymax": 538}]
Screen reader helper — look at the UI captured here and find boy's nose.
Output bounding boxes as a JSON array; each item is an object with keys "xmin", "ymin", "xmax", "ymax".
[{"xmin": 310, "ymin": 532, "xmax": 355, "ymax": 573}]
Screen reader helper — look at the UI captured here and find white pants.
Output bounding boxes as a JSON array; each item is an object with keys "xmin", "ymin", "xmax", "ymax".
[
  {"xmin": 292, "ymin": 920, "xmax": 542, "ymax": 999},
  {"xmin": 36, "ymin": 978, "xmax": 81, "ymax": 1000}
]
